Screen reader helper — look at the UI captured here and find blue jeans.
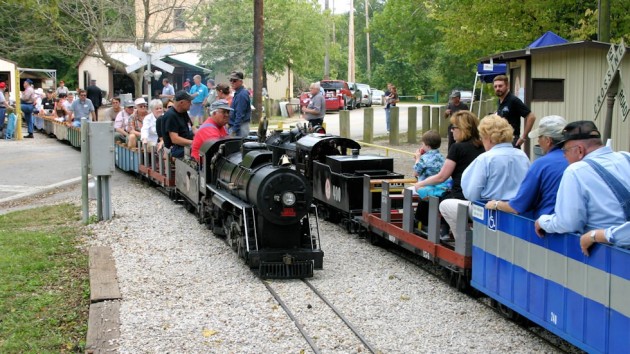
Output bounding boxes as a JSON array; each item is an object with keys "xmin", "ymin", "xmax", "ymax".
[
  {"xmin": 0, "ymin": 107, "xmax": 5, "ymax": 131},
  {"xmin": 171, "ymin": 145, "xmax": 184, "ymax": 158},
  {"xmin": 21, "ymin": 103, "xmax": 34, "ymax": 134}
]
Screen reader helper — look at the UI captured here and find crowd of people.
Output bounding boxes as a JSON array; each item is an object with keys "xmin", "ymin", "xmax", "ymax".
[{"xmin": 413, "ymin": 74, "xmax": 629, "ymax": 254}]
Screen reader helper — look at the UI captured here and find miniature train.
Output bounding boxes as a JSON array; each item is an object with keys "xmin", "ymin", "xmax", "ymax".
[{"xmin": 39, "ymin": 115, "xmax": 628, "ymax": 353}]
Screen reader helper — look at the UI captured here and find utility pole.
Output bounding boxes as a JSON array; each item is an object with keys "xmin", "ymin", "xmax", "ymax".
[
  {"xmin": 348, "ymin": 0, "xmax": 355, "ymax": 82},
  {"xmin": 598, "ymin": 0, "xmax": 610, "ymax": 43},
  {"xmin": 253, "ymin": 0, "xmax": 264, "ymax": 123},
  {"xmin": 365, "ymin": 0, "xmax": 370, "ymax": 80},
  {"xmin": 324, "ymin": 0, "xmax": 330, "ymax": 78}
]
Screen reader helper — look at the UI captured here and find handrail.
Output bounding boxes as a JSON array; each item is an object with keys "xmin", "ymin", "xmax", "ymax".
[{"xmin": 357, "ymin": 141, "xmax": 415, "ymax": 157}]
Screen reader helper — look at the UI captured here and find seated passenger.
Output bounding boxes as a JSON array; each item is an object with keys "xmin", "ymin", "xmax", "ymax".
[
  {"xmin": 141, "ymin": 99, "xmax": 163, "ymax": 147},
  {"xmin": 127, "ymin": 98, "xmax": 148, "ymax": 147},
  {"xmin": 156, "ymin": 100, "xmax": 175, "ymax": 151},
  {"xmin": 413, "ymin": 130, "xmax": 451, "ymax": 199},
  {"xmin": 40, "ymin": 89, "xmax": 56, "ymax": 116},
  {"xmin": 414, "ymin": 111, "xmax": 485, "ymax": 238},
  {"xmin": 535, "ymin": 120, "xmax": 630, "ymax": 237},
  {"xmin": 54, "ymin": 93, "xmax": 69, "ymax": 121},
  {"xmin": 191, "ymin": 100, "xmax": 232, "ymax": 161},
  {"xmin": 68, "ymin": 89, "xmax": 96, "ymax": 127},
  {"xmin": 441, "ymin": 114, "xmax": 529, "ymax": 240},
  {"xmin": 485, "ymin": 115, "xmax": 568, "ymax": 218},
  {"xmin": 580, "ymin": 222, "xmax": 630, "ymax": 256},
  {"xmin": 104, "ymin": 97, "xmax": 122, "ymax": 122},
  {"xmin": 163, "ymin": 91, "xmax": 195, "ymax": 158},
  {"xmin": 114, "ymin": 100, "xmax": 135, "ymax": 145}
]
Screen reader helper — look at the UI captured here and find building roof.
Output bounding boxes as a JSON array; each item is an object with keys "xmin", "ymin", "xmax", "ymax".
[{"xmin": 480, "ymin": 40, "xmax": 613, "ymax": 63}]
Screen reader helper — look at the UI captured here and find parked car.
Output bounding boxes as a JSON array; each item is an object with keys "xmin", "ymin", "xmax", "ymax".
[
  {"xmin": 356, "ymin": 83, "xmax": 372, "ymax": 107},
  {"xmin": 345, "ymin": 82, "xmax": 362, "ymax": 110},
  {"xmin": 320, "ymin": 80, "xmax": 353, "ymax": 111},
  {"xmin": 371, "ymin": 89, "xmax": 385, "ymax": 105}
]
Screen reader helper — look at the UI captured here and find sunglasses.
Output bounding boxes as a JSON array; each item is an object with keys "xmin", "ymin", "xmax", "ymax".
[{"xmin": 229, "ymin": 78, "xmax": 239, "ymax": 83}]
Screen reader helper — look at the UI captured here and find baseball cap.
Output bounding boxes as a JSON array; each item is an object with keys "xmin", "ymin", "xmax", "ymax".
[
  {"xmin": 123, "ymin": 100, "xmax": 135, "ymax": 108},
  {"xmin": 25, "ymin": 79, "xmax": 33, "ymax": 84},
  {"xmin": 210, "ymin": 100, "xmax": 233, "ymax": 113},
  {"xmin": 450, "ymin": 91, "xmax": 461, "ymax": 98},
  {"xmin": 47, "ymin": 88, "xmax": 54, "ymax": 93},
  {"xmin": 528, "ymin": 115, "xmax": 567, "ymax": 140},
  {"xmin": 207, "ymin": 79, "xmax": 215, "ymax": 85},
  {"xmin": 134, "ymin": 97, "xmax": 147, "ymax": 106},
  {"xmin": 555, "ymin": 120, "xmax": 602, "ymax": 147},
  {"xmin": 229, "ymin": 71, "xmax": 244, "ymax": 81},
  {"xmin": 174, "ymin": 90, "xmax": 192, "ymax": 101},
  {"xmin": 0, "ymin": 82, "xmax": 6, "ymax": 89}
]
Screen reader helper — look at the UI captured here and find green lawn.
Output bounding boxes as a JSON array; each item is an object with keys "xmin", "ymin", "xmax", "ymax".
[{"xmin": 0, "ymin": 204, "xmax": 89, "ymax": 353}]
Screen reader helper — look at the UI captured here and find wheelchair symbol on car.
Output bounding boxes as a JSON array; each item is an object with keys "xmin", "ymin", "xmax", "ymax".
[{"xmin": 487, "ymin": 209, "xmax": 497, "ymax": 231}]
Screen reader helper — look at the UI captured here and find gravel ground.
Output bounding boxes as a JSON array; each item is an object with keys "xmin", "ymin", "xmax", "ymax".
[{"xmin": 81, "ymin": 170, "xmax": 559, "ymax": 353}]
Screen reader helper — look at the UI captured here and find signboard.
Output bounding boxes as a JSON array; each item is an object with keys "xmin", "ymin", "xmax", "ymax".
[
  {"xmin": 125, "ymin": 45, "xmax": 175, "ymax": 74},
  {"xmin": 594, "ymin": 40, "xmax": 628, "ymax": 122}
]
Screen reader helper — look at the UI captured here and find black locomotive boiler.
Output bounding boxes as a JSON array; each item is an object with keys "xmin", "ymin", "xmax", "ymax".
[{"xmin": 200, "ymin": 138, "xmax": 323, "ymax": 278}]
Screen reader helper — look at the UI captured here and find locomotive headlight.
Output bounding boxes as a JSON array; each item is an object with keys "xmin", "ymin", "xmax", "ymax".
[{"xmin": 281, "ymin": 192, "xmax": 296, "ymax": 206}]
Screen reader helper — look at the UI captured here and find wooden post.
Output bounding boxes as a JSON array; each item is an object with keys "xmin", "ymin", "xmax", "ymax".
[
  {"xmin": 422, "ymin": 106, "xmax": 430, "ymax": 133},
  {"xmin": 438, "ymin": 106, "xmax": 448, "ymax": 138},
  {"xmin": 431, "ymin": 106, "xmax": 439, "ymax": 132},
  {"xmin": 339, "ymin": 110, "xmax": 350, "ymax": 138},
  {"xmin": 363, "ymin": 107, "xmax": 373, "ymax": 143},
  {"xmin": 389, "ymin": 106, "xmax": 399, "ymax": 145},
  {"xmin": 407, "ymin": 106, "xmax": 417, "ymax": 144}
]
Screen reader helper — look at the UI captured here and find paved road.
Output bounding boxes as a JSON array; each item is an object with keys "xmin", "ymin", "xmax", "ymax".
[{"xmin": 0, "ymin": 132, "xmax": 81, "ymax": 202}]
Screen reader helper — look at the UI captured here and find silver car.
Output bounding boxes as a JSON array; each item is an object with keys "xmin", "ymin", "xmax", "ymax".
[
  {"xmin": 356, "ymin": 83, "xmax": 372, "ymax": 107},
  {"xmin": 371, "ymin": 89, "xmax": 385, "ymax": 105}
]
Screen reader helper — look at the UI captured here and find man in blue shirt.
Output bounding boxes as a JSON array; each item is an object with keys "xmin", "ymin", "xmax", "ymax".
[
  {"xmin": 188, "ymin": 74, "xmax": 208, "ymax": 127},
  {"xmin": 228, "ymin": 71, "xmax": 251, "ymax": 137},
  {"xmin": 69, "ymin": 89, "xmax": 96, "ymax": 127},
  {"xmin": 485, "ymin": 115, "xmax": 568, "ymax": 219},
  {"xmin": 535, "ymin": 121, "xmax": 630, "ymax": 237}
]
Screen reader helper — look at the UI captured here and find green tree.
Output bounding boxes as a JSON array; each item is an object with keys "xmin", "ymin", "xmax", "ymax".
[{"xmin": 193, "ymin": 0, "xmax": 326, "ymax": 94}]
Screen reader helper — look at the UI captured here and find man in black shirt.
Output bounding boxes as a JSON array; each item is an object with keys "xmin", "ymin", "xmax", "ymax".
[
  {"xmin": 163, "ymin": 91, "xmax": 195, "ymax": 158},
  {"xmin": 444, "ymin": 91, "xmax": 469, "ymax": 148},
  {"xmin": 41, "ymin": 89, "xmax": 56, "ymax": 115},
  {"xmin": 493, "ymin": 75, "xmax": 536, "ymax": 148},
  {"xmin": 86, "ymin": 79, "xmax": 103, "ymax": 121}
]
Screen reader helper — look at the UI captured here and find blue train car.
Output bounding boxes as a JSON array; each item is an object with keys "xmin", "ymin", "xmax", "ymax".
[{"xmin": 470, "ymin": 201, "xmax": 630, "ymax": 354}]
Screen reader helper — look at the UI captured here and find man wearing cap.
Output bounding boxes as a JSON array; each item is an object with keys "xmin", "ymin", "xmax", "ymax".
[
  {"xmin": 56, "ymin": 80, "xmax": 69, "ymax": 97},
  {"xmin": 228, "ymin": 71, "xmax": 251, "ymax": 137},
  {"xmin": 21, "ymin": 79, "xmax": 36, "ymax": 138},
  {"xmin": 302, "ymin": 82, "xmax": 325, "ymax": 127},
  {"xmin": 86, "ymin": 79, "xmax": 103, "ymax": 121},
  {"xmin": 163, "ymin": 91, "xmax": 195, "ymax": 158},
  {"xmin": 40, "ymin": 89, "xmax": 56, "ymax": 116},
  {"xmin": 493, "ymin": 75, "xmax": 536, "ymax": 148},
  {"xmin": 535, "ymin": 120, "xmax": 630, "ymax": 238},
  {"xmin": 114, "ymin": 100, "xmax": 135, "ymax": 144},
  {"xmin": 203, "ymin": 79, "xmax": 217, "ymax": 109},
  {"xmin": 0, "ymin": 82, "xmax": 7, "ymax": 134},
  {"xmin": 485, "ymin": 115, "xmax": 569, "ymax": 218},
  {"xmin": 160, "ymin": 78, "xmax": 175, "ymax": 104},
  {"xmin": 189, "ymin": 74, "xmax": 209, "ymax": 127},
  {"xmin": 68, "ymin": 88, "xmax": 96, "ymax": 127},
  {"xmin": 191, "ymin": 100, "xmax": 232, "ymax": 161},
  {"xmin": 444, "ymin": 91, "xmax": 469, "ymax": 148}
]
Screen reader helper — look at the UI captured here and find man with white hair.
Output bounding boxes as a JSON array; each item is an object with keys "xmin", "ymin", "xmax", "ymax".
[
  {"xmin": 485, "ymin": 115, "xmax": 569, "ymax": 218},
  {"xmin": 191, "ymin": 100, "xmax": 232, "ymax": 161},
  {"xmin": 301, "ymin": 82, "xmax": 326, "ymax": 127}
]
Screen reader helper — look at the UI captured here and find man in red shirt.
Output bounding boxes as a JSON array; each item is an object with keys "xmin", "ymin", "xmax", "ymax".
[{"xmin": 191, "ymin": 100, "xmax": 232, "ymax": 161}]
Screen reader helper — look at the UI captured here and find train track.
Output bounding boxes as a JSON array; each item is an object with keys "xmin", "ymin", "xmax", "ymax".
[
  {"xmin": 263, "ymin": 279, "xmax": 379, "ymax": 354},
  {"xmin": 377, "ymin": 238, "xmax": 584, "ymax": 354}
]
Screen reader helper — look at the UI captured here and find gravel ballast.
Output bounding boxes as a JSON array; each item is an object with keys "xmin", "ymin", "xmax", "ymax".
[{"xmin": 84, "ymin": 171, "xmax": 559, "ymax": 353}]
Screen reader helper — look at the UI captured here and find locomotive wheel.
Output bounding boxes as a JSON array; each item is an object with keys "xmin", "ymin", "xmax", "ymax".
[{"xmin": 368, "ymin": 232, "xmax": 383, "ymax": 246}]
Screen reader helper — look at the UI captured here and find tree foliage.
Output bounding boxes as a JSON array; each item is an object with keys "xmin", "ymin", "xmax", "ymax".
[{"xmin": 193, "ymin": 0, "xmax": 326, "ymax": 91}]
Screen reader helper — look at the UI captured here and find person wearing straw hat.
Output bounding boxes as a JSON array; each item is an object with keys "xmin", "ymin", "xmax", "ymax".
[{"xmin": 485, "ymin": 115, "xmax": 569, "ymax": 218}]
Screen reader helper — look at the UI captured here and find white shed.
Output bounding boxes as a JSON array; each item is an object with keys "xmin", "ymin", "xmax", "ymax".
[{"xmin": 0, "ymin": 57, "xmax": 19, "ymax": 103}]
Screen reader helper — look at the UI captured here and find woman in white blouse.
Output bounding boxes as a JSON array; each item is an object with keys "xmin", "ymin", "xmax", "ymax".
[{"xmin": 141, "ymin": 99, "xmax": 163, "ymax": 146}]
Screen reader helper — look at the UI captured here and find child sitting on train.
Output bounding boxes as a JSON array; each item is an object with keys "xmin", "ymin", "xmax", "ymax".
[{"xmin": 413, "ymin": 130, "xmax": 452, "ymax": 199}]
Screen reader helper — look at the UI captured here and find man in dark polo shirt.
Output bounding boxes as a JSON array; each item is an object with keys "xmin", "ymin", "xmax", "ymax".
[
  {"xmin": 444, "ymin": 91, "xmax": 469, "ymax": 148},
  {"xmin": 163, "ymin": 91, "xmax": 195, "ymax": 158},
  {"xmin": 493, "ymin": 75, "xmax": 536, "ymax": 148}
]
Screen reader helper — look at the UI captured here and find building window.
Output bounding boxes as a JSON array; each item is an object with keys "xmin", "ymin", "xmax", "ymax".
[
  {"xmin": 532, "ymin": 79, "xmax": 564, "ymax": 102},
  {"xmin": 174, "ymin": 8, "xmax": 186, "ymax": 30}
]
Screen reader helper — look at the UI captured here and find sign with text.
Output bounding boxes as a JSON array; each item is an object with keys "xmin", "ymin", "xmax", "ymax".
[{"xmin": 594, "ymin": 40, "xmax": 627, "ymax": 119}]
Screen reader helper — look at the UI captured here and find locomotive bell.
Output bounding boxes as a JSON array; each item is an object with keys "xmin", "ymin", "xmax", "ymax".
[{"xmin": 280, "ymin": 154, "xmax": 291, "ymax": 166}]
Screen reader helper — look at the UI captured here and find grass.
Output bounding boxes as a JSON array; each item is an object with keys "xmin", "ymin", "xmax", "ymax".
[{"xmin": 0, "ymin": 204, "xmax": 89, "ymax": 353}]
